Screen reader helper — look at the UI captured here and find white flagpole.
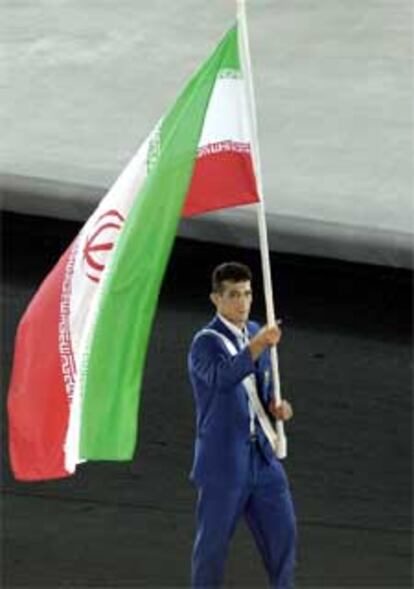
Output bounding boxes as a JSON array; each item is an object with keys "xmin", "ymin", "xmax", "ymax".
[{"xmin": 237, "ymin": 0, "xmax": 287, "ymax": 459}]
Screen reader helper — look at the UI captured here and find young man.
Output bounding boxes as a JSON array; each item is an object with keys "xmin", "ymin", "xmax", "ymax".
[{"xmin": 188, "ymin": 262, "xmax": 296, "ymax": 588}]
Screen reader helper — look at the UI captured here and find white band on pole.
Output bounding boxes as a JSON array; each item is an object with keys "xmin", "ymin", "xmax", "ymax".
[{"xmin": 237, "ymin": 0, "xmax": 287, "ymax": 459}]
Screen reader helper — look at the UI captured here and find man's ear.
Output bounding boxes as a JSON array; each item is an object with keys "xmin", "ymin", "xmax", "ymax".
[{"xmin": 210, "ymin": 292, "xmax": 219, "ymax": 307}]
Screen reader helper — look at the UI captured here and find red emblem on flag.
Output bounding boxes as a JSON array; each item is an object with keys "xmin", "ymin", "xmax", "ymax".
[{"xmin": 83, "ymin": 210, "xmax": 125, "ymax": 283}]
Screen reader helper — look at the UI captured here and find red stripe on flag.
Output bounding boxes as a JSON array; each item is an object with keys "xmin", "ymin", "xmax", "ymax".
[
  {"xmin": 7, "ymin": 248, "xmax": 74, "ymax": 480},
  {"xmin": 182, "ymin": 150, "xmax": 259, "ymax": 217}
]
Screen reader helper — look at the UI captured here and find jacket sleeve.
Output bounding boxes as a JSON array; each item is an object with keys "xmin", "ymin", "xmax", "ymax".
[
  {"xmin": 189, "ymin": 333, "xmax": 255, "ymax": 393},
  {"xmin": 250, "ymin": 321, "xmax": 274, "ymax": 407},
  {"xmin": 258, "ymin": 348, "xmax": 277, "ymax": 420}
]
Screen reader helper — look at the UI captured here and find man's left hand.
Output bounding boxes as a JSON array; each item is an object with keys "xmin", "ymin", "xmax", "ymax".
[{"xmin": 268, "ymin": 399, "xmax": 293, "ymax": 421}]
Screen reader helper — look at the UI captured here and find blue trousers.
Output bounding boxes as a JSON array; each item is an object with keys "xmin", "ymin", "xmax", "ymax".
[{"xmin": 191, "ymin": 442, "xmax": 297, "ymax": 588}]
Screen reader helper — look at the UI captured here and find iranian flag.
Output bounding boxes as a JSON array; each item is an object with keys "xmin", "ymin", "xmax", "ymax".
[{"xmin": 7, "ymin": 25, "xmax": 259, "ymax": 481}]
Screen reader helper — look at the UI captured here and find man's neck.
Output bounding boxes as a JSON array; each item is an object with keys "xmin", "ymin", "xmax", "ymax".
[{"xmin": 217, "ymin": 313, "xmax": 246, "ymax": 335}]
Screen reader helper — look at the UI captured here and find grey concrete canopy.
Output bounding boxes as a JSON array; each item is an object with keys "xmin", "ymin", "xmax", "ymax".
[{"xmin": 1, "ymin": 0, "xmax": 413, "ymax": 267}]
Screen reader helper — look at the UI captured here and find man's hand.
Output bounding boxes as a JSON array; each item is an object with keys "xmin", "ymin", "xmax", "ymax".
[
  {"xmin": 268, "ymin": 399, "xmax": 293, "ymax": 422},
  {"xmin": 248, "ymin": 324, "xmax": 281, "ymax": 361}
]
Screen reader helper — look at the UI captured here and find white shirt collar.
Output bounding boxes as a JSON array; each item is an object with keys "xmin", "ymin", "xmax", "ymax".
[{"xmin": 217, "ymin": 313, "xmax": 248, "ymax": 341}]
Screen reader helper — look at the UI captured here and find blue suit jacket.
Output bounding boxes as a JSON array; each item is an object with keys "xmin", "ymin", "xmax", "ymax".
[{"xmin": 188, "ymin": 315, "xmax": 276, "ymax": 487}]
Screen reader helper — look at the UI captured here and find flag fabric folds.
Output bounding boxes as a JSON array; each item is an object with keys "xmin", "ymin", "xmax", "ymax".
[{"xmin": 7, "ymin": 24, "xmax": 259, "ymax": 481}]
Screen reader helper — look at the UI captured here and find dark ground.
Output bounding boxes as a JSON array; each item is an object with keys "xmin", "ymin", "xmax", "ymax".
[{"xmin": 1, "ymin": 211, "xmax": 413, "ymax": 588}]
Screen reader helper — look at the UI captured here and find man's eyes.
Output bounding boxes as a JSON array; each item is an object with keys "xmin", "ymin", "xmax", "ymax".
[{"xmin": 228, "ymin": 292, "xmax": 252, "ymax": 299}]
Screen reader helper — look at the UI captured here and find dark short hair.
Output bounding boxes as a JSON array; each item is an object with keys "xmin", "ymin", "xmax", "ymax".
[{"xmin": 211, "ymin": 262, "xmax": 252, "ymax": 293}]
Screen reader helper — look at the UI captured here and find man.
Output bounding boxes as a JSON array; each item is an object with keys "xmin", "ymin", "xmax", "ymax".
[{"xmin": 188, "ymin": 262, "xmax": 296, "ymax": 588}]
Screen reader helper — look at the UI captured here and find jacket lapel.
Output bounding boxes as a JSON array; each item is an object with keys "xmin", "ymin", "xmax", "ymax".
[{"xmin": 209, "ymin": 316, "xmax": 243, "ymax": 352}]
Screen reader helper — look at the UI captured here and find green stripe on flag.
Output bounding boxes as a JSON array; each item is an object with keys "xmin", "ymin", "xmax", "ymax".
[{"xmin": 79, "ymin": 26, "xmax": 239, "ymax": 459}]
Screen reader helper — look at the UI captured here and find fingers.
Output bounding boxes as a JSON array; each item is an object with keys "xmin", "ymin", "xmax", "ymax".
[
  {"xmin": 269, "ymin": 400, "xmax": 293, "ymax": 421},
  {"xmin": 279, "ymin": 401, "xmax": 293, "ymax": 421},
  {"xmin": 259, "ymin": 323, "xmax": 282, "ymax": 346},
  {"xmin": 248, "ymin": 322, "xmax": 282, "ymax": 361}
]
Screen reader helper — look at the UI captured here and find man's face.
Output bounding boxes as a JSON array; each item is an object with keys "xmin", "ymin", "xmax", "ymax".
[{"xmin": 210, "ymin": 280, "xmax": 253, "ymax": 328}]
